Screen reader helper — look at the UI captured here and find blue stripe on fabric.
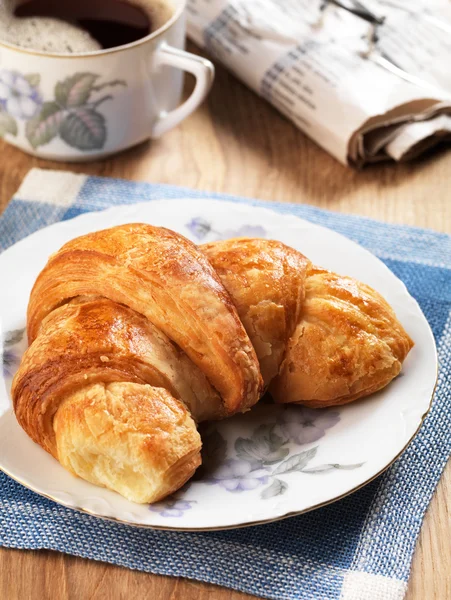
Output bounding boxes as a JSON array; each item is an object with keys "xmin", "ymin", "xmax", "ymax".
[
  {"xmin": 383, "ymin": 259, "xmax": 451, "ymax": 304},
  {"xmin": 381, "ymin": 259, "xmax": 451, "ymax": 343},
  {"xmin": 7, "ymin": 195, "xmax": 449, "ymax": 273},
  {"xmin": 0, "ymin": 200, "xmax": 68, "ymax": 251},
  {"xmin": 351, "ymin": 315, "xmax": 451, "ymax": 581},
  {"xmin": 71, "ymin": 176, "xmax": 451, "ymax": 267},
  {"xmin": 9, "ymin": 175, "xmax": 451, "ymax": 269},
  {"xmin": 1, "ymin": 468, "xmax": 383, "ymax": 600}
]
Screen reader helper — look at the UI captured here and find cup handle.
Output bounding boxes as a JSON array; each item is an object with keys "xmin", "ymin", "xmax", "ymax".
[{"xmin": 151, "ymin": 42, "xmax": 215, "ymax": 138}]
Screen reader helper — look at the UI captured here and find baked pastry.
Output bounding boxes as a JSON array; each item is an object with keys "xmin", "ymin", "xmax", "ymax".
[
  {"xmin": 13, "ymin": 224, "xmax": 263, "ymax": 504},
  {"xmin": 204, "ymin": 239, "xmax": 413, "ymax": 407},
  {"xmin": 269, "ymin": 265, "xmax": 413, "ymax": 407},
  {"xmin": 12, "ymin": 225, "xmax": 413, "ymax": 504},
  {"xmin": 201, "ymin": 238, "xmax": 309, "ymax": 387}
]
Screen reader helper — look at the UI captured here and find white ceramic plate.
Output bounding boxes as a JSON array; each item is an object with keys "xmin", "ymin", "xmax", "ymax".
[{"xmin": 0, "ymin": 199, "xmax": 437, "ymax": 530}]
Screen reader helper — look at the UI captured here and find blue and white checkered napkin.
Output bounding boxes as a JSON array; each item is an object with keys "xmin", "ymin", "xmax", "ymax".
[{"xmin": 1, "ymin": 168, "xmax": 450, "ymax": 600}]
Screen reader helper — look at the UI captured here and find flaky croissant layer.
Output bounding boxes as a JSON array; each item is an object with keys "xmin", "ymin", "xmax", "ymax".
[
  {"xmin": 54, "ymin": 382, "xmax": 201, "ymax": 504},
  {"xmin": 12, "ymin": 224, "xmax": 413, "ymax": 504}
]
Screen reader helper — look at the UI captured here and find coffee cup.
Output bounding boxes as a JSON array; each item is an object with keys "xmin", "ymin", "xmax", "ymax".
[{"xmin": 0, "ymin": 0, "xmax": 214, "ymax": 161}]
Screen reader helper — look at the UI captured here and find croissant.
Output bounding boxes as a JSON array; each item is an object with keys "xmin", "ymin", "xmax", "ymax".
[{"xmin": 12, "ymin": 224, "xmax": 413, "ymax": 504}]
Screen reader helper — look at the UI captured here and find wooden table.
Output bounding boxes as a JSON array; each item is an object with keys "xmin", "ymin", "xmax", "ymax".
[{"xmin": 0, "ymin": 44, "xmax": 450, "ymax": 600}]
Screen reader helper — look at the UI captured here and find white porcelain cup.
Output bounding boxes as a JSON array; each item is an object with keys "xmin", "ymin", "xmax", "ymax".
[{"xmin": 0, "ymin": 0, "xmax": 214, "ymax": 161}]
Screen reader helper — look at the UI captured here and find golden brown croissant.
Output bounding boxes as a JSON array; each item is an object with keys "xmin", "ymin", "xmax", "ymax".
[
  {"xmin": 203, "ymin": 241, "xmax": 413, "ymax": 407},
  {"xmin": 13, "ymin": 224, "xmax": 263, "ymax": 504},
  {"xmin": 12, "ymin": 225, "xmax": 413, "ymax": 504}
]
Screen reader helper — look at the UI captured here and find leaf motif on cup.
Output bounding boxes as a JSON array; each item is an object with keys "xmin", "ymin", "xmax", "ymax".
[
  {"xmin": 25, "ymin": 102, "xmax": 64, "ymax": 149},
  {"xmin": 92, "ymin": 79, "xmax": 128, "ymax": 93},
  {"xmin": 54, "ymin": 72, "xmax": 126, "ymax": 109},
  {"xmin": 23, "ymin": 74, "xmax": 41, "ymax": 88},
  {"xmin": 60, "ymin": 108, "xmax": 107, "ymax": 151},
  {"xmin": 0, "ymin": 108, "xmax": 18, "ymax": 137},
  {"xmin": 0, "ymin": 69, "xmax": 126, "ymax": 151},
  {"xmin": 55, "ymin": 73, "xmax": 99, "ymax": 109}
]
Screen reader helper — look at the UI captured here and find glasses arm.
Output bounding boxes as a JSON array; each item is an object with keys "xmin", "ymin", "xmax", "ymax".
[{"xmin": 323, "ymin": 0, "xmax": 385, "ymax": 25}]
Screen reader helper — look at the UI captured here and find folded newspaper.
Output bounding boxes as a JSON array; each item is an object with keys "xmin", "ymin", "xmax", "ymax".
[{"xmin": 187, "ymin": 0, "xmax": 451, "ymax": 166}]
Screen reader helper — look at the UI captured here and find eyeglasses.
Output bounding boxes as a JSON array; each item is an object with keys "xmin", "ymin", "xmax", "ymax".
[
  {"xmin": 315, "ymin": 0, "xmax": 449, "ymax": 96},
  {"xmin": 318, "ymin": 0, "xmax": 384, "ymax": 58}
]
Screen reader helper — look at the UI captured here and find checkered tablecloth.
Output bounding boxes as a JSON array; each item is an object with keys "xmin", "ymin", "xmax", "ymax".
[{"xmin": 1, "ymin": 168, "xmax": 450, "ymax": 600}]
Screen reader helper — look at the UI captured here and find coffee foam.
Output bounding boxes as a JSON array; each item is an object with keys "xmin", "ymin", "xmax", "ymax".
[
  {"xmin": 129, "ymin": 0, "xmax": 175, "ymax": 33},
  {"xmin": 0, "ymin": 0, "xmax": 175, "ymax": 54},
  {"xmin": 0, "ymin": 0, "xmax": 101, "ymax": 52}
]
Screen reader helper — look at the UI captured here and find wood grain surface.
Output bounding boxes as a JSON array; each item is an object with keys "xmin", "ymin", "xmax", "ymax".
[{"xmin": 0, "ymin": 44, "xmax": 450, "ymax": 600}]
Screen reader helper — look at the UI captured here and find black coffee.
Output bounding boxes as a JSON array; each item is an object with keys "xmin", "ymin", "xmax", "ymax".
[{"xmin": 14, "ymin": 0, "xmax": 159, "ymax": 49}]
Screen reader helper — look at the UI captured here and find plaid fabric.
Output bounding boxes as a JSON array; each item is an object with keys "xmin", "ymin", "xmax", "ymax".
[{"xmin": 0, "ymin": 168, "xmax": 450, "ymax": 600}]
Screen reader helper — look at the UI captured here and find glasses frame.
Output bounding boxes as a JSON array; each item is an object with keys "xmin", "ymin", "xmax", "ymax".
[{"xmin": 316, "ymin": 0, "xmax": 448, "ymax": 94}]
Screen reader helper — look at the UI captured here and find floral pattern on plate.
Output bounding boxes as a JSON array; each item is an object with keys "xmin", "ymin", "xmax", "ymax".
[
  {"xmin": 0, "ymin": 70, "xmax": 126, "ymax": 151},
  {"xmin": 149, "ymin": 497, "xmax": 196, "ymax": 518},
  {"xmin": 2, "ymin": 328, "xmax": 25, "ymax": 379},
  {"xmin": 198, "ymin": 406, "xmax": 363, "ymax": 499},
  {"xmin": 150, "ymin": 404, "xmax": 363, "ymax": 514},
  {"xmin": 186, "ymin": 216, "xmax": 267, "ymax": 241}
]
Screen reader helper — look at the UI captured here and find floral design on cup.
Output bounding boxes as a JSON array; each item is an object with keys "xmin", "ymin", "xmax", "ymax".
[
  {"xmin": 0, "ymin": 70, "xmax": 126, "ymax": 152},
  {"xmin": 0, "ymin": 71, "xmax": 42, "ymax": 137},
  {"xmin": 200, "ymin": 407, "xmax": 363, "ymax": 500},
  {"xmin": 2, "ymin": 328, "xmax": 25, "ymax": 379},
  {"xmin": 186, "ymin": 217, "xmax": 267, "ymax": 241},
  {"xmin": 27, "ymin": 72, "xmax": 126, "ymax": 151},
  {"xmin": 149, "ymin": 498, "xmax": 196, "ymax": 518},
  {"xmin": 0, "ymin": 71, "xmax": 42, "ymax": 120}
]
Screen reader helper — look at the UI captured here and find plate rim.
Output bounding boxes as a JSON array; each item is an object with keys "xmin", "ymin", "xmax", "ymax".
[
  {"xmin": 0, "ymin": 197, "xmax": 438, "ymax": 531},
  {"xmin": 0, "ymin": 386, "xmax": 436, "ymax": 531}
]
